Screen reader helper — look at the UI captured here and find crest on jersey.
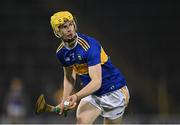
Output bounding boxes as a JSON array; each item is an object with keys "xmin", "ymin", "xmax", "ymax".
[{"xmin": 77, "ymin": 54, "xmax": 82, "ymax": 61}]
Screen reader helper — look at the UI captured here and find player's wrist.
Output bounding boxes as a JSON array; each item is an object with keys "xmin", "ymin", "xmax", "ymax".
[
  {"xmin": 60, "ymin": 99, "xmax": 65, "ymax": 105},
  {"xmin": 74, "ymin": 93, "xmax": 79, "ymax": 101},
  {"xmin": 62, "ymin": 96, "xmax": 68, "ymax": 102}
]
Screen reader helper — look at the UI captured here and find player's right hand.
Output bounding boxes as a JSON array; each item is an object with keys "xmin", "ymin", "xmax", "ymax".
[
  {"xmin": 55, "ymin": 101, "xmax": 64, "ymax": 115},
  {"xmin": 66, "ymin": 94, "xmax": 78, "ymax": 109}
]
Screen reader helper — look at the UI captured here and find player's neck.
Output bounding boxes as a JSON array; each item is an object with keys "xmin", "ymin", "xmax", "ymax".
[{"xmin": 64, "ymin": 40, "xmax": 77, "ymax": 48}]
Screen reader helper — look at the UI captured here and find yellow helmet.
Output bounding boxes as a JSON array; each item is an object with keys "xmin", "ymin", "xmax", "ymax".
[{"xmin": 50, "ymin": 11, "xmax": 76, "ymax": 32}]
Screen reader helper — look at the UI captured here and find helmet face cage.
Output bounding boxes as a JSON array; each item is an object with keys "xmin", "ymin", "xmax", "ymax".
[{"xmin": 50, "ymin": 11, "xmax": 77, "ymax": 38}]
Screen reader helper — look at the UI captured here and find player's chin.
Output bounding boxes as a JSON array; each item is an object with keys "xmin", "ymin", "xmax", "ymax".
[{"xmin": 67, "ymin": 37, "xmax": 75, "ymax": 41}]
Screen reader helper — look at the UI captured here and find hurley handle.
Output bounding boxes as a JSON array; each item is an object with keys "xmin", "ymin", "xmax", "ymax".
[{"xmin": 53, "ymin": 107, "xmax": 68, "ymax": 117}]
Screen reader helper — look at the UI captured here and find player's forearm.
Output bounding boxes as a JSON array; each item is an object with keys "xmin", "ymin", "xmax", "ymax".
[
  {"xmin": 62, "ymin": 79, "xmax": 75, "ymax": 100},
  {"xmin": 75, "ymin": 79, "xmax": 101, "ymax": 100},
  {"xmin": 62, "ymin": 66, "xmax": 76, "ymax": 100}
]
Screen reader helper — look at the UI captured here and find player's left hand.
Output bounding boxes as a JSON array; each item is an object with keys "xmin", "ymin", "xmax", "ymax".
[{"xmin": 66, "ymin": 94, "xmax": 78, "ymax": 109}]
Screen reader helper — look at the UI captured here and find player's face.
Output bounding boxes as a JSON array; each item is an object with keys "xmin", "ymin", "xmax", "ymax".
[{"xmin": 57, "ymin": 21, "xmax": 76, "ymax": 41}]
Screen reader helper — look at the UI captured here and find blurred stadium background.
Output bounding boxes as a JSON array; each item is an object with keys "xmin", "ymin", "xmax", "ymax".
[{"xmin": 0, "ymin": 0, "xmax": 180, "ymax": 124}]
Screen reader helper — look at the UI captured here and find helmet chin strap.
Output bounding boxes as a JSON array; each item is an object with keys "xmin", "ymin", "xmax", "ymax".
[
  {"xmin": 61, "ymin": 34, "xmax": 78, "ymax": 48},
  {"xmin": 61, "ymin": 34, "xmax": 77, "ymax": 44}
]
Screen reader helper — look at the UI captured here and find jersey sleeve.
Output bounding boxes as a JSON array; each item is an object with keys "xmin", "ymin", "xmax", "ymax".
[{"xmin": 87, "ymin": 39, "xmax": 101, "ymax": 66}]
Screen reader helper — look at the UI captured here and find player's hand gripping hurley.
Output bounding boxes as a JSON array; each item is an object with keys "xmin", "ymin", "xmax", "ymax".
[{"xmin": 35, "ymin": 94, "xmax": 69, "ymax": 117}]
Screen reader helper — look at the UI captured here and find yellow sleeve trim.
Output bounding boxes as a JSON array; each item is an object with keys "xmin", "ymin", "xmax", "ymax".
[{"xmin": 101, "ymin": 47, "xmax": 108, "ymax": 64}]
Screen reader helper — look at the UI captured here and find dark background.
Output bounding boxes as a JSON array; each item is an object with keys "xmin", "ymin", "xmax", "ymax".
[{"xmin": 0, "ymin": 0, "xmax": 180, "ymax": 123}]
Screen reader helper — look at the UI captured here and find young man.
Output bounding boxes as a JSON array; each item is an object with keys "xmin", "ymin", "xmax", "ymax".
[{"xmin": 50, "ymin": 11, "xmax": 130, "ymax": 124}]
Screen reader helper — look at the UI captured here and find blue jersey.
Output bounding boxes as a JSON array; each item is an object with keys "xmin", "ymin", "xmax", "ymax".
[{"xmin": 56, "ymin": 33, "xmax": 126, "ymax": 96}]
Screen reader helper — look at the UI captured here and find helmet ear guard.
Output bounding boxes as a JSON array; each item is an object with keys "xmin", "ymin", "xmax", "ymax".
[
  {"xmin": 54, "ymin": 31, "xmax": 61, "ymax": 38},
  {"xmin": 73, "ymin": 15, "xmax": 78, "ymax": 31}
]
